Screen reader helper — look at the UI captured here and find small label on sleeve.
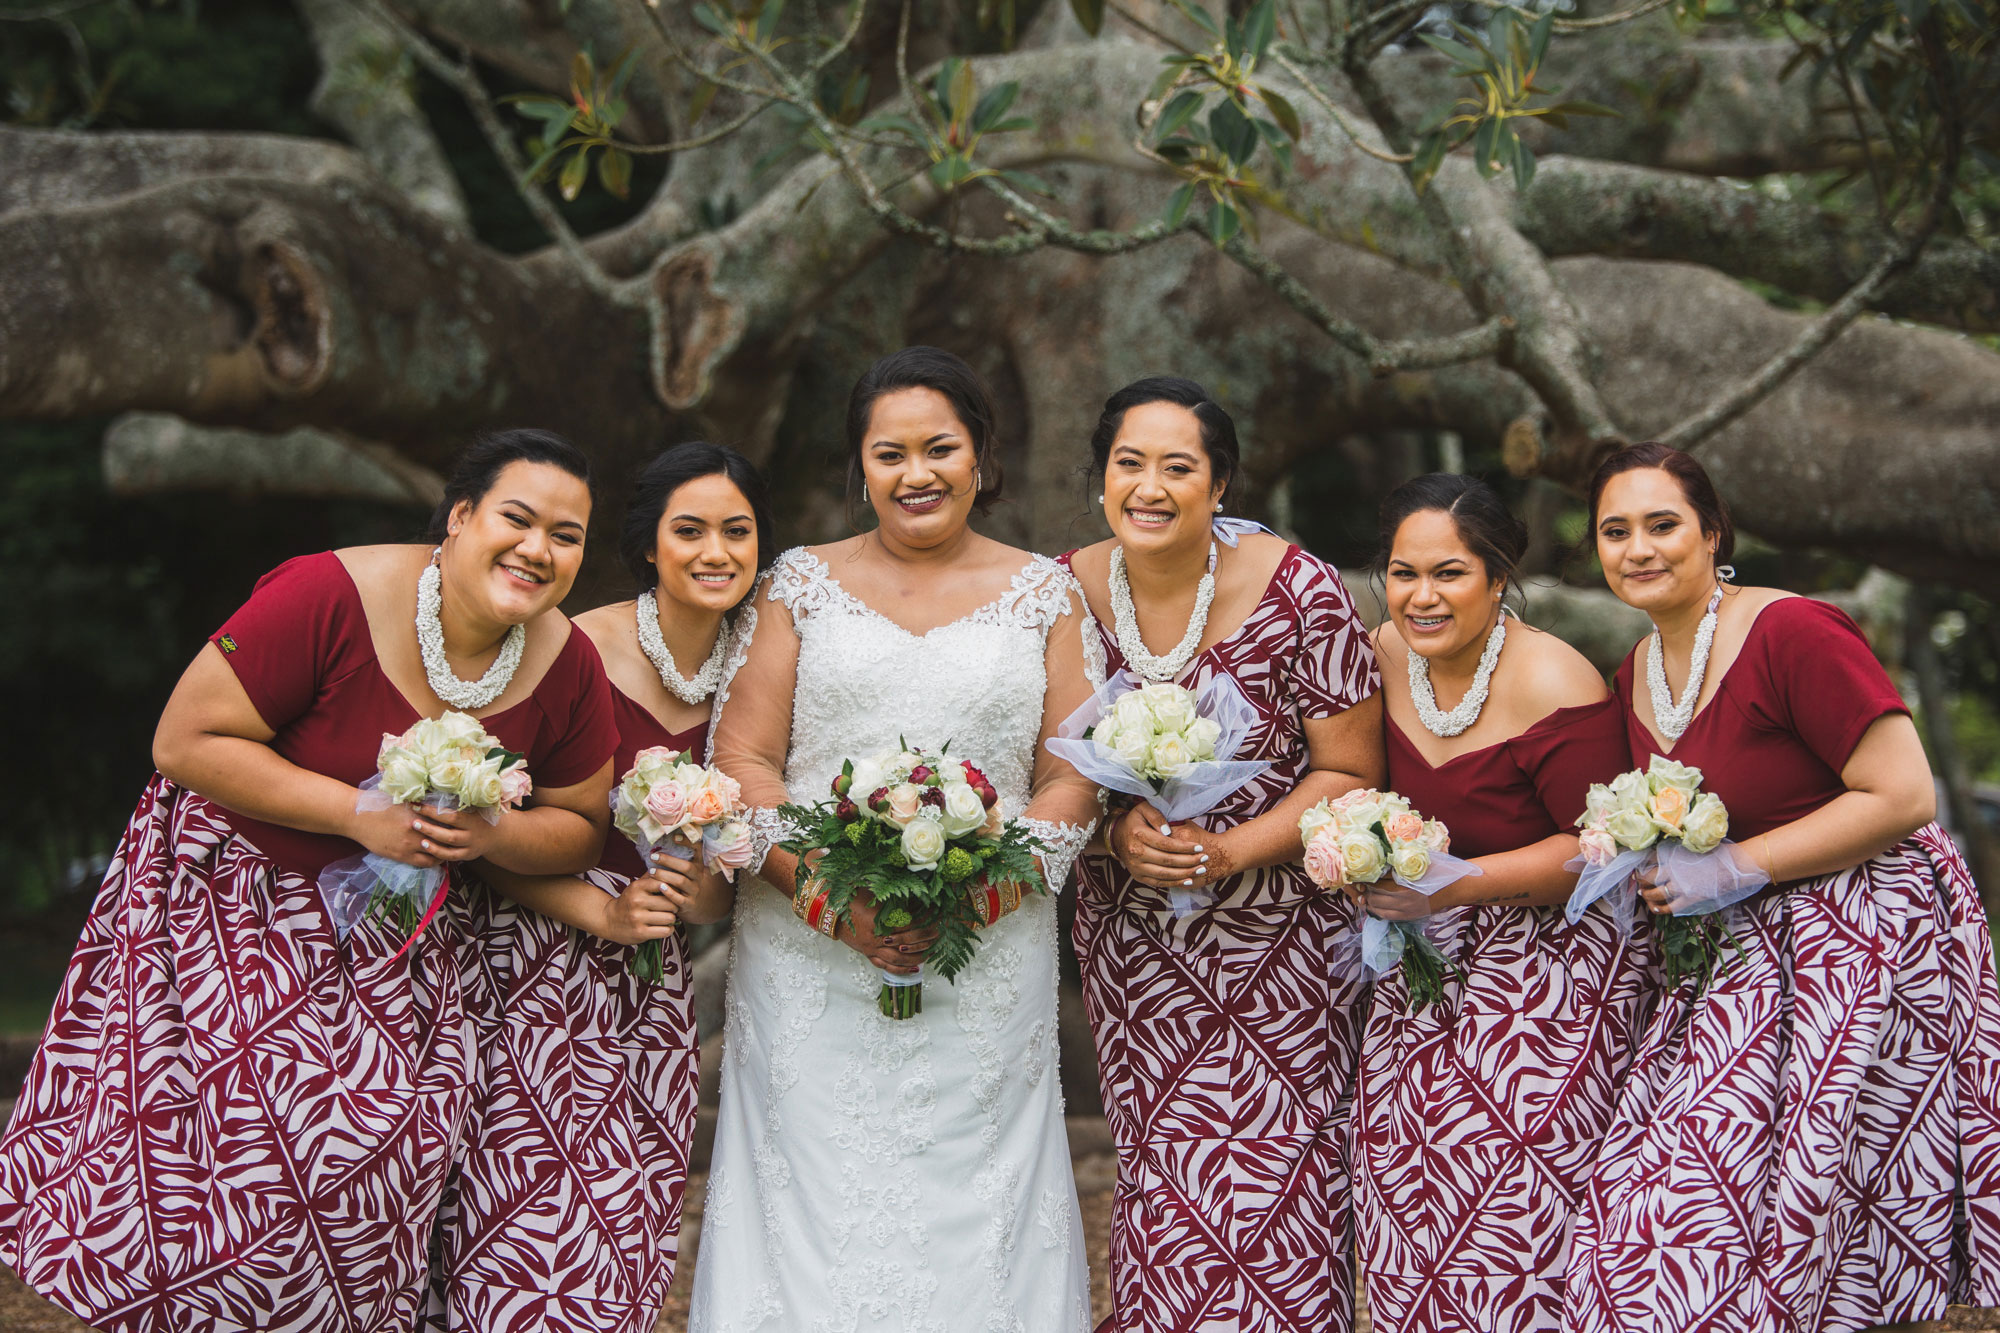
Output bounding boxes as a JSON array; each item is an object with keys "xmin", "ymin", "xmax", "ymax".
[{"xmin": 217, "ymin": 634, "xmax": 238, "ymax": 654}]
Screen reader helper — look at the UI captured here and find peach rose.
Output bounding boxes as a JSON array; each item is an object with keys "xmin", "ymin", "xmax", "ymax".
[
  {"xmin": 1384, "ymin": 810, "xmax": 1424, "ymax": 844},
  {"xmin": 885, "ymin": 784, "xmax": 924, "ymax": 827},
  {"xmin": 1648, "ymin": 784, "xmax": 1689, "ymax": 833},
  {"xmin": 687, "ymin": 784, "xmax": 729, "ymax": 824}
]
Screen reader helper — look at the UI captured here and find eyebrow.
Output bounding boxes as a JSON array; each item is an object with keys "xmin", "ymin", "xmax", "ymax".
[
  {"xmin": 1598, "ymin": 507, "xmax": 1683, "ymax": 529},
  {"xmin": 1111, "ymin": 444, "xmax": 1203, "ymax": 464},
  {"xmin": 670, "ymin": 512, "xmax": 754, "ymax": 524},
  {"xmin": 872, "ymin": 432, "xmax": 957, "ymax": 450},
  {"xmin": 501, "ymin": 498, "xmax": 584, "ymax": 532},
  {"xmin": 1387, "ymin": 556, "xmax": 1467, "ymax": 568}
]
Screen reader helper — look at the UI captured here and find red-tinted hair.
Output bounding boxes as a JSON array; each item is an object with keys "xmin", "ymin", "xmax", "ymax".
[{"xmin": 1587, "ymin": 441, "xmax": 1735, "ymax": 565}]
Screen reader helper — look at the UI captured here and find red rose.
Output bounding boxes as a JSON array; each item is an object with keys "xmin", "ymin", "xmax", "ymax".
[
  {"xmin": 910, "ymin": 765, "xmax": 934, "ymax": 784},
  {"xmin": 868, "ymin": 786, "xmax": 891, "ymax": 812},
  {"xmin": 836, "ymin": 798, "xmax": 858, "ymax": 820}
]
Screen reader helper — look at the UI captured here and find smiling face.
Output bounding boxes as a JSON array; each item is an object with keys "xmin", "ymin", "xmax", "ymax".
[
  {"xmin": 441, "ymin": 460, "xmax": 590, "ymax": 626},
  {"xmin": 1386, "ymin": 508, "xmax": 1504, "ymax": 661},
  {"xmin": 649, "ymin": 471, "xmax": 759, "ymax": 615},
  {"xmin": 859, "ymin": 386, "xmax": 983, "ymax": 547},
  {"xmin": 1102, "ymin": 400, "xmax": 1224, "ymax": 554},
  {"xmin": 1594, "ymin": 466, "xmax": 1718, "ymax": 617}
]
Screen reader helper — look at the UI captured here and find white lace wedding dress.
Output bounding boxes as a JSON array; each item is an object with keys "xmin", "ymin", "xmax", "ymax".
[{"xmin": 688, "ymin": 548, "xmax": 1097, "ymax": 1333}]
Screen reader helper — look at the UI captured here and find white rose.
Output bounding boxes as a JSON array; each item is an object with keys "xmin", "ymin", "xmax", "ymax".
[
  {"xmin": 378, "ymin": 749, "xmax": 430, "ymax": 805},
  {"xmin": 940, "ymin": 783, "xmax": 988, "ymax": 837},
  {"xmin": 460, "ymin": 756, "xmax": 506, "ymax": 808},
  {"xmin": 1338, "ymin": 830, "xmax": 1387, "ymax": 883},
  {"xmin": 1390, "ymin": 842, "xmax": 1432, "ymax": 882},
  {"xmin": 1149, "ymin": 733, "xmax": 1193, "ymax": 777},
  {"xmin": 434, "ymin": 711, "xmax": 488, "ymax": 746},
  {"xmin": 900, "ymin": 815, "xmax": 948, "ymax": 871},
  {"xmin": 1139, "ymin": 682, "xmax": 1197, "ymax": 732},
  {"xmin": 1646, "ymin": 755, "xmax": 1704, "ymax": 798},
  {"xmin": 1582, "ymin": 784, "xmax": 1619, "ymax": 826},
  {"xmin": 1184, "ymin": 716, "xmax": 1222, "ymax": 761},
  {"xmin": 847, "ymin": 758, "xmax": 887, "ymax": 802},
  {"xmin": 894, "ymin": 751, "xmax": 925, "ymax": 778},
  {"xmin": 1298, "ymin": 805, "xmax": 1336, "ymax": 849},
  {"xmin": 428, "ymin": 755, "xmax": 472, "ymax": 801},
  {"xmin": 1608, "ymin": 769, "xmax": 1652, "ymax": 814},
  {"xmin": 1111, "ymin": 689, "xmax": 1156, "ymax": 731},
  {"xmin": 1106, "ymin": 724, "xmax": 1151, "ymax": 772},
  {"xmin": 1604, "ymin": 806, "xmax": 1662, "ymax": 852},
  {"xmin": 1679, "ymin": 792, "xmax": 1730, "ymax": 855}
]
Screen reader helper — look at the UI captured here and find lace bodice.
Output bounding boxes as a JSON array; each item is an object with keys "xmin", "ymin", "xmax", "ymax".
[{"xmin": 766, "ymin": 547, "xmax": 1076, "ymax": 816}]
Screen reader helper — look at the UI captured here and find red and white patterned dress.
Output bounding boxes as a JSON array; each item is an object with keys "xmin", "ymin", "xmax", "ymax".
[
  {"xmin": 1060, "ymin": 545, "xmax": 1380, "ymax": 1333},
  {"xmin": 1565, "ymin": 596, "xmax": 2000, "ymax": 1331},
  {"xmin": 0, "ymin": 551, "xmax": 615, "ymax": 1333},
  {"xmin": 1357, "ymin": 698, "xmax": 1658, "ymax": 1332},
  {"xmin": 423, "ymin": 695, "xmax": 705, "ymax": 1333}
]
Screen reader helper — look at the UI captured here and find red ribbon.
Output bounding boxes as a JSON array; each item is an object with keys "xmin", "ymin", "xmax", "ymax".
[{"xmin": 388, "ymin": 872, "xmax": 453, "ymax": 964}]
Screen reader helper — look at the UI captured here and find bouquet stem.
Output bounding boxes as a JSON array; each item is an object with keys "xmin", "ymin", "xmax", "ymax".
[
  {"xmin": 368, "ymin": 883, "xmax": 427, "ymax": 936},
  {"xmin": 632, "ymin": 939, "xmax": 665, "ymax": 985},
  {"xmin": 1396, "ymin": 927, "xmax": 1463, "ymax": 1009},
  {"xmin": 878, "ymin": 970, "xmax": 924, "ymax": 1019},
  {"xmin": 1658, "ymin": 912, "xmax": 1745, "ymax": 992}
]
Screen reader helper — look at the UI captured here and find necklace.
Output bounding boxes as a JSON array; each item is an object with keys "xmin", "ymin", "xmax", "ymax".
[
  {"xmin": 1109, "ymin": 542, "xmax": 1217, "ymax": 682},
  {"xmin": 1646, "ymin": 584, "xmax": 1724, "ymax": 740},
  {"xmin": 1408, "ymin": 611, "xmax": 1506, "ymax": 738},
  {"xmin": 636, "ymin": 589, "xmax": 728, "ymax": 704},
  {"xmin": 416, "ymin": 556, "xmax": 525, "ymax": 710}
]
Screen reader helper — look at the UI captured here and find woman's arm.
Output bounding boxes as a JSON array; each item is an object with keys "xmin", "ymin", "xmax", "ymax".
[
  {"xmin": 708, "ymin": 585, "xmax": 802, "ymax": 898},
  {"xmin": 410, "ymin": 764, "xmax": 611, "ymax": 876},
  {"xmin": 476, "ymin": 847, "xmax": 734, "ymax": 945}
]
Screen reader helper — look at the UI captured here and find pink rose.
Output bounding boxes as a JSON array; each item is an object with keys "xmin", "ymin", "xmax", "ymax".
[
  {"xmin": 645, "ymin": 781, "xmax": 689, "ymax": 828},
  {"xmin": 707, "ymin": 823, "xmax": 756, "ymax": 880},
  {"xmin": 1303, "ymin": 831, "xmax": 1347, "ymax": 890},
  {"xmin": 634, "ymin": 745, "xmax": 680, "ymax": 767},
  {"xmin": 1384, "ymin": 811, "xmax": 1423, "ymax": 844},
  {"xmin": 1331, "ymin": 788, "xmax": 1376, "ymax": 812},
  {"xmin": 885, "ymin": 784, "xmax": 924, "ymax": 827},
  {"xmin": 980, "ymin": 804, "xmax": 1004, "ymax": 839},
  {"xmin": 1578, "ymin": 826, "xmax": 1618, "ymax": 868},
  {"xmin": 498, "ymin": 766, "xmax": 533, "ymax": 808},
  {"xmin": 687, "ymin": 785, "xmax": 728, "ymax": 824},
  {"xmin": 712, "ymin": 771, "xmax": 742, "ymax": 808}
]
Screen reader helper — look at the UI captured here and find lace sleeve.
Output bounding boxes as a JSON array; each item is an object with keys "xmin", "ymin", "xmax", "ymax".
[
  {"xmin": 709, "ymin": 556, "xmax": 806, "ymax": 891},
  {"xmin": 703, "ymin": 599, "xmax": 759, "ymax": 765},
  {"xmin": 746, "ymin": 805, "xmax": 805, "ymax": 879},
  {"xmin": 1078, "ymin": 604, "xmax": 1107, "ymax": 691},
  {"xmin": 1022, "ymin": 573, "xmax": 1106, "ymax": 888},
  {"xmin": 1022, "ymin": 816, "xmax": 1096, "ymax": 895}
]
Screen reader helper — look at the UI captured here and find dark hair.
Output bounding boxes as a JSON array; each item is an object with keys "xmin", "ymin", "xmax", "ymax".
[
  {"xmin": 1586, "ymin": 441, "xmax": 1735, "ymax": 565},
  {"xmin": 1085, "ymin": 376, "xmax": 1240, "ymax": 509},
  {"xmin": 844, "ymin": 346, "xmax": 1004, "ymax": 518},
  {"xmin": 1374, "ymin": 472, "xmax": 1529, "ymax": 604},
  {"xmin": 426, "ymin": 428, "xmax": 594, "ymax": 541},
  {"xmin": 619, "ymin": 441, "xmax": 777, "ymax": 604}
]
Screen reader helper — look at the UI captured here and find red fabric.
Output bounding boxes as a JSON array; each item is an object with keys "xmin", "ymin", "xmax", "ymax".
[
  {"xmin": 599, "ymin": 689, "xmax": 707, "ymax": 879},
  {"xmin": 1061, "ymin": 546, "xmax": 1382, "ymax": 1333},
  {"xmin": 211, "ymin": 552, "xmax": 618, "ymax": 877},
  {"xmin": 1387, "ymin": 697, "xmax": 1629, "ymax": 859},
  {"xmin": 1357, "ymin": 698, "xmax": 1660, "ymax": 1333},
  {"xmin": 1611, "ymin": 597, "xmax": 1908, "ymax": 841}
]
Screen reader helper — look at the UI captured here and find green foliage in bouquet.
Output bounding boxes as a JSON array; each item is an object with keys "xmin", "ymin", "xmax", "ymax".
[{"xmin": 1658, "ymin": 915, "xmax": 1746, "ymax": 994}]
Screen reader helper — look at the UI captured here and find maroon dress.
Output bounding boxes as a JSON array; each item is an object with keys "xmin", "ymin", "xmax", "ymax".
[
  {"xmin": 425, "ymin": 687, "xmax": 705, "ymax": 1333},
  {"xmin": 0, "ymin": 551, "xmax": 615, "ymax": 1333},
  {"xmin": 1061, "ymin": 546, "xmax": 1381, "ymax": 1333},
  {"xmin": 1565, "ymin": 596, "xmax": 2000, "ymax": 1331},
  {"xmin": 1357, "ymin": 698, "xmax": 1659, "ymax": 1333}
]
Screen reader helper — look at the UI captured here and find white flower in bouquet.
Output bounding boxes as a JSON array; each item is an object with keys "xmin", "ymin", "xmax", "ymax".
[
  {"xmin": 940, "ymin": 783, "xmax": 989, "ymax": 837},
  {"xmin": 1149, "ymin": 732, "xmax": 1194, "ymax": 777},
  {"xmin": 1583, "ymin": 784, "xmax": 1620, "ymax": 826},
  {"xmin": 1339, "ymin": 829, "xmax": 1388, "ymax": 882},
  {"xmin": 1419, "ymin": 819, "xmax": 1451, "ymax": 854},
  {"xmin": 433, "ymin": 711, "xmax": 488, "ymax": 747},
  {"xmin": 464, "ymin": 756, "xmax": 507, "ymax": 808},
  {"xmin": 847, "ymin": 757, "xmax": 888, "ymax": 805},
  {"xmin": 1646, "ymin": 755, "xmax": 1704, "ymax": 798},
  {"xmin": 1137, "ymin": 680, "xmax": 1197, "ymax": 732},
  {"xmin": 899, "ymin": 814, "xmax": 948, "ymax": 871},
  {"xmin": 378, "ymin": 745, "xmax": 432, "ymax": 805},
  {"xmin": 1185, "ymin": 715, "xmax": 1222, "ymax": 758},
  {"xmin": 1298, "ymin": 805, "xmax": 1337, "ymax": 849},
  {"xmin": 1608, "ymin": 768, "xmax": 1651, "ymax": 814},
  {"xmin": 1389, "ymin": 841, "xmax": 1432, "ymax": 882},
  {"xmin": 1680, "ymin": 792, "xmax": 1730, "ymax": 855},
  {"xmin": 1605, "ymin": 805, "xmax": 1662, "ymax": 852},
  {"xmin": 1578, "ymin": 825, "xmax": 1620, "ymax": 867},
  {"xmin": 1105, "ymin": 722, "xmax": 1151, "ymax": 771}
]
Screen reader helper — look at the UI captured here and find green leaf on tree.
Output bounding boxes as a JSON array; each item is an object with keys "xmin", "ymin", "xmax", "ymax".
[
  {"xmin": 1255, "ymin": 85, "xmax": 1302, "ymax": 141},
  {"xmin": 1069, "ymin": 0, "xmax": 1106, "ymax": 36}
]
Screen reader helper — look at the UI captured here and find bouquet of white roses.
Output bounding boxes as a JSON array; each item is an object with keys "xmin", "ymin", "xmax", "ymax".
[
  {"xmin": 1047, "ymin": 670, "xmax": 1272, "ymax": 916},
  {"xmin": 610, "ymin": 746, "xmax": 755, "ymax": 983},
  {"xmin": 320, "ymin": 710, "xmax": 533, "ymax": 953},
  {"xmin": 1298, "ymin": 789, "xmax": 1479, "ymax": 1007},
  {"xmin": 1565, "ymin": 755, "xmax": 1767, "ymax": 990},
  {"xmin": 778, "ymin": 743, "xmax": 1049, "ymax": 1019}
]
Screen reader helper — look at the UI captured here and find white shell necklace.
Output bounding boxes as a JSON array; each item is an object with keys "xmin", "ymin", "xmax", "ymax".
[
  {"xmin": 416, "ymin": 555, "xmax": 526, "ymax": 710},
  {"xmin": 1646, "ymin": 583, "xmax": 1724, "ymax": 741},
  {"xmin": 1408, "ymin": 610, "xmax": 1507, "ymax": 738},
  {"xmin": 635, "ymin": 589, "xmax": 728, "ymax": 704},
  {"xmin": 1109, "ymin": 542, "xmax": 1217, "ymax": 682}
]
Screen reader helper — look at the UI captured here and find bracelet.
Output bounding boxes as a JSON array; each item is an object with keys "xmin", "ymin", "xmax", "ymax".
[
  {"xmin": 967, "ymin": 877, "xmax": 1025, "ymax": 927},
  {"xmin": 1759, "ymin": 833, "xmax": 1780, "ymax": 883},
  {"xmin": 803, "ymin": 888, "xmax": 839, "ymax": 938},
  {"xmin": 791, "ymin": 876, "xmax": 818, "ymax": 920}
]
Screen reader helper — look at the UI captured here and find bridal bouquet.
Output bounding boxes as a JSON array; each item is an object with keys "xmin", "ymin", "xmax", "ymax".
[
  {"xmin": 319, "ymin": 711, "xmax": 532, "ymax": 955},
  {"xmin": 611, "ymin": 746, "xmax": 756, "ymax": 983},
  {"xmin": 1046, "ymin": 671, "xmax": 1271, "ymax": 915},
  {"xmin": 1299, "ymin": 789, "xmax": 1479, "ymax": 1007},
  {"xmin": 778, "ymin": 744, "xmax": 1049, "ymax": 1019},
  {"xmin": 1565, "ymin": 755, "xmax": 1767, "ymax": 990}
]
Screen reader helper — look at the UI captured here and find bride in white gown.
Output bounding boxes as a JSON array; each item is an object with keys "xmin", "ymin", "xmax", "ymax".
[{"xmin": 692, "ymin": 348, "xmax": 1103, "ymax": 1332}]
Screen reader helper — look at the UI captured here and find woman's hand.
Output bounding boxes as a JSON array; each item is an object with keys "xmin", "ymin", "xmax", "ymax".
[
  {"xmin": 600, "ymin": 872, "xmax": 684, "ymax": 947},
  {"xmin": 1106, "ymin": 802, "xmax": 1218, "ymax": 891},
  {"xmin": 835, "ymin": 889, "xmax": 939, "ymax": 976},
  {"xmin": 408, "ymin": 800, "xmax": 507, "ymax": 864},
  {"xmin": 1356, "ymin": 881, "xmax": 1434, "ymax": 922},
  {"xmin": 348, "ymin": 799, "xmax": 442, "ymax": 869}
]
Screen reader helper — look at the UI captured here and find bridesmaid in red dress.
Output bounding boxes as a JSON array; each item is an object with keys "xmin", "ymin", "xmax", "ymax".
[
  {"xmin": 1352, "ymin": 474, "xmax": 1657, "ymax": 1333},
  {"xmin": 1060, "ymin": 377, "xmax": 1384, "ymax": 1333},
  {"xmin": 427, "ymin": 443, "xmax": 770, "ymax": 1333},
  {"xmin": 0, "ymin": 429, "xmax": 617, "ymax": 1333},
  {"xmin": 1564, "ymin": 442, "xmax": 2000, "ymax": 1331}
]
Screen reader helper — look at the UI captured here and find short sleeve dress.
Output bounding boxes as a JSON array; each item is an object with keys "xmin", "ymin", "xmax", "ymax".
[
  {"xmin": 1564, "ymin": 596, "xmax": 2000, "ymax": 1332},
  {"xmin": 1356, "ymin": 696, "xmax": 1659, "ymax": 1333},
  {"xmin": 428, "ymin": 681, "xmax": 708, "ymax": 1333},
  {"xmin": 1062, "ymin": 545, "xmax": 1382, "ymax": 1333},
  {"xmin": 0, "ymin": 550, "xmax": 616, "ymax": 1333}
]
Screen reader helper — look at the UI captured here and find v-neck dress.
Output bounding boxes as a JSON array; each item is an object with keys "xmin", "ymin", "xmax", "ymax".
[
  {"xmin": 426, "ymin": 689, "xmax": 708, "ymax": 1333},
  {"xmin": 0, "ymin": 550, "xmax": 616, "ymax": 1333},
  {"xmin": 1060, "ymin": 544, "xmax": 1382, "ymax": 1333},
  {"xmin": 1564, "ymin": 595, "xmax": 2000, "ymax": 1332},
  {"xmin": 1356, "ymin": 698, "xmax": 1658, "ymax": 1333}
]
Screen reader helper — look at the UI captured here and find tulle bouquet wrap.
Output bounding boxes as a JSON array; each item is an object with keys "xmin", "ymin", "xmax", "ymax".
[
  {"xmin": 319, "ymin": 711, "xmax": 532, "ymax": 953},
  {"xmin": 1564, "ymin": 755, "xmax": 1768, "ymax": 990},
  {"xmin": 1046, "ymin": 670, "xmax": 1272, "ymax": 916},
  {"xmin": 1299, "ymin": 789, "xmax": 1481, "ymax": 1008},
  {"xmin": 610, "ymin": 746, "xmax": 755, "ymax": 984},
  {"xmin": 777, "ymin": 743, "xmax": 1050, "ymax": 1019}
]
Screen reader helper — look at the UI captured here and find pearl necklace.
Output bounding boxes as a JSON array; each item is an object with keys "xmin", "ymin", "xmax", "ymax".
[
  {"xmin": 416, "ymin": 556, "xmax": 526, "ymax": 709},
  {"xmin": 636, "ymin": 590, "xmax": 728, "ymax": 704},
  {"xmin": 1109, "ymin": 542, "xmax": 1217, "ymax": 682},
  {"xmin": 1646, "ymin": 584, "xmax": 1724, "ymax": 741},
  {"xmin": 1408, "ymin": 610, "xmax": 1506, "ymax": 738}
]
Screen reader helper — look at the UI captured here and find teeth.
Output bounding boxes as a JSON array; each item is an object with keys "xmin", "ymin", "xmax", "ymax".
[{"xmin": 501, "ymin": 567, "xmax": 542, "ymax": 584}]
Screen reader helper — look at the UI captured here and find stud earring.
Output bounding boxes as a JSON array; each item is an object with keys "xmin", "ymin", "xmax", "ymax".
[
  {"xmin": 1213, "ymin": 501, "xmax": 1223, "ymax": 512},
  {"xmin": 1097, "ymin": 494, "xmax": 1105, "ymax": 506}
]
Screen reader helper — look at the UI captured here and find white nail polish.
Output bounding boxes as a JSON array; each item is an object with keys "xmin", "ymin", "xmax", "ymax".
[{"xmin": 1183, "ymin": 878, "xmax": 1193, "ymax": 886}]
